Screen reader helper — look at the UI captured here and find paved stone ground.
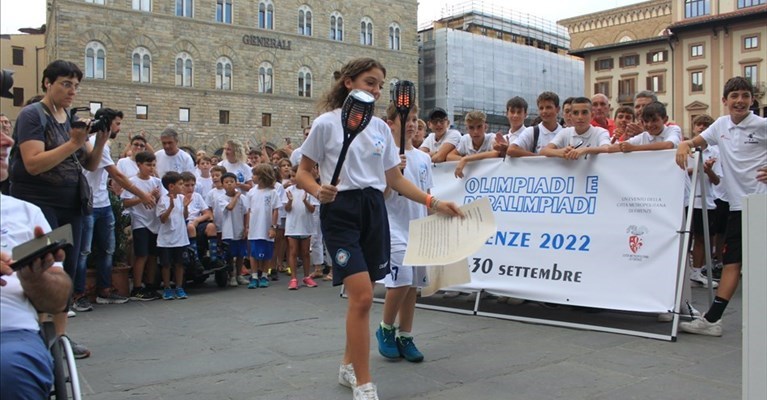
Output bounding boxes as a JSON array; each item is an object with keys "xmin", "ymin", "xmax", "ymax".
[{"xmin": 68, "ymin": 278, "xmax": 741, "ymax": 400}]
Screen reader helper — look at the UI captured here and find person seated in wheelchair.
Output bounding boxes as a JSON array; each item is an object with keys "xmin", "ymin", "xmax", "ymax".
[
  {"xmin": 1, "ymin": 125, "xmax": 72, "ymax": 399},
  {"xmin": 180, "ymin": 172, "xmax": 221, "ymax": 272}
]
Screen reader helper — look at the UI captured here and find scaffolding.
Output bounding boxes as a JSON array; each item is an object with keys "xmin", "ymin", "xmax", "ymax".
[{"xmin": 419, "ymin": 1, "xmax": 584, "ymax": 133}]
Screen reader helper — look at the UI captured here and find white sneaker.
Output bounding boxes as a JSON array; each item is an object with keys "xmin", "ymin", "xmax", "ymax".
[
  {"xmin": 690, "ymin": 269, "xmax": 719, "ymax": 288},
  {"xmin": 657, "ymin": 306, "xmax": 701, "ymax": 322},
  {"xmin": 338, "ymin": 363, "xmax": 357, "ymax": 388},
  {"xmin": 236, "ymin": 275, "xmax": 250, "ymax": 285},
  {"xmin": 353, "ymin": 382, "xmax": 379, "ymax": 400},
  {"xmin": 228, "ymin": 276, "xmax": 238, "ymax": 287},
  {"xmin": 67, "ymin": 309, "xmax": 76, "ymax": 318},
  {"xmin": 679, "ymin": 317, "xmax": 722, "ymax": 336}
]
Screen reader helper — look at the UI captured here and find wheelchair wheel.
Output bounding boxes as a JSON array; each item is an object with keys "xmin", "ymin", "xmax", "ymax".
[{"xmin": 50, "ymin": 336, "xmax": 82, "ymax": 400}]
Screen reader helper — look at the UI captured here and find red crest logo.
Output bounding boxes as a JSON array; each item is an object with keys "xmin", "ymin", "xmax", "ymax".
[{"xmin": 629, "ymin": 235, "xmax": 643, "ymax": 253}]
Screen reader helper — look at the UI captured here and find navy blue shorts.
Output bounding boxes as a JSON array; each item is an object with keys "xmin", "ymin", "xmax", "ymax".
[
  {"xmin": 159, "ymin": 246, "xmax": 185, "ymax": 267},
  {"xmin": 321, "ymin": 188, "xmax": 390, "ymax": 286},
  {"xmin": 249, "ymin": 239, "xmax": 274, "ymax": 261},
  {"xmin": 132, "ymin": 228, "xmax": 158, "ymax": 257},
  {"xmin": 224, "ymin": 239, "xmax": 247, "ymax": 258},
  {"xmin": 722, "ymin": 211, "xmax": 742, "ymax": 265},
  {"xmin": 193, "ymin": 221, "xmax": 212, "ymax": 238}
]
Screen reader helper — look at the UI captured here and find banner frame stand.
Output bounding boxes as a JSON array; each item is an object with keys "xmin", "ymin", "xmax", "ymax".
[{"xmin": 344, "ymin": 152, "xmax": 711, "ymax": 342}]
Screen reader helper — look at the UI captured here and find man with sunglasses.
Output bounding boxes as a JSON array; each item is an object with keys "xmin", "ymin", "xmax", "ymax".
[{"xmin": 419, "ymin": 108, "xmax": 461, "ymax": 163}]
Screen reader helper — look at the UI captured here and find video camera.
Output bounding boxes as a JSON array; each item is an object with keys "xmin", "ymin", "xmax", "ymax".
[{"xmin": 69, "ymin": 107, "xmax": 118, "ymax": 134}]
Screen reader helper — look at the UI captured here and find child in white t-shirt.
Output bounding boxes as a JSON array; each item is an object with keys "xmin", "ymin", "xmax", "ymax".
[
  {"xmin": 677, "ymin": 77, "xmax": 767, "ymax": 337},
  {"xmin": 156, "ymin": 172, "xmax": 190, "ymax": 300},
  {"xmin": 284, "ymin": 165, "xmax": 320, "ymax": 290},
  {"xmin": 294, "ymin": 58, "xmax": 463, "ymax": 399},
  {"xmin": 419, "ymin": 107, "xmax": 462, "ymax": 163},
  {"xmin": 194, "ymin": 156, "xmax": 214, "ymax": 196},
  {"xmin": 542, "ymin": 97, "xmax": 610, "ymax": 160},
  {"xmin": 121, "ymin": 151, "xmax": 164, "ymax": 301},
  {"xmin": 245, "ymin": 164, "xmax": 280, "ymax": 289},
  {"xmin": 376, "ymin": 102, "xmax": 433, "ymax": 363},
  {"xmin": 217, "ymin": 172, "xmax": 248, "ymax": 287},
  {"xmin": 180, "ymin": 172, "xmax": 218, "ymax": 266},
  {"xmin": 270, "ymin": 159, "xmax": 291, "ymax": 280},
  {"xmin": 609, "ymin": 102, "xmax": 681, "ymax": 153},
  {"xmin": 449, "ymin": 110, "xmax": 500, "ymax": 178}
]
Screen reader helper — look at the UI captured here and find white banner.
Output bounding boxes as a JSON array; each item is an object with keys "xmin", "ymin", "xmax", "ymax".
[{"xmin": 431, "ymin": 150, "xmax": 686, "ymax": 313}]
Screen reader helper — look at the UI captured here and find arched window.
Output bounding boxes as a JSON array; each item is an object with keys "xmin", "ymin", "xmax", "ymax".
[
  {"xmin": 360, "ymin": 17, "xmax": 373, "ymax": 46},
  {"xmin": 131, "ymin": 47, "xmax": 151, "ymax": 83},
  {"xmin": 298, "ymin": 5, "xmax": 312, "ymax": 36},
  {"xmin": 298, "ymin": 67, "xmax": 312, "ymax": 98},
  {"xmin": 216, "ymin": 57, "xmax": 232, "ymax": 90},
  {"xmin": 85, "ymin": 41, "xmax": 106, "ymax": 79},
  {"xmin": 258, "ymin": 62, "xmax": 273, "ymax": 94},
  {"xmin": 259, "ymin": 0, "xmax": 274, "ymax": 30},
  {"xmin": 330, "ymin": 12, "xmax": 344, "ymax": 41},
  {"xmin": 388, "ymin": 23, "xmax": 401, "ymax": 50},
  {"xmin": 175, "ymin": 52, "xmax": 193, "ymax": 87}
]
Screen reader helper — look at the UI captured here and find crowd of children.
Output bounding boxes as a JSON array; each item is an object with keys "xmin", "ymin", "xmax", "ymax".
[{"xmin": 102, "ymin": 59, "xmax": 763, "ymax": 400}]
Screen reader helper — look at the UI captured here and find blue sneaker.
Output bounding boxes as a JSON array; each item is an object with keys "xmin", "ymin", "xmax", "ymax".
[
  {"xmin": 247, "ymin": 277, "xmax": 258, "ymax": 289},
  {"xmin": 162, "ymin": 288, "xmax": 175, "ymax": 300},
  {"xmin": 175, "ymin": 287, "xmax": 188, "ymax": 299},
  {"xmin": 396, "ymin": 336, "xmax": 424, "ymax": 363},
  {"xmin": 259, "ymin": 276, "xmax": 270, "ymax": 288},
  {"xmin": 376, "ymin": 325, "xmax": 400, "ymax": 359}
]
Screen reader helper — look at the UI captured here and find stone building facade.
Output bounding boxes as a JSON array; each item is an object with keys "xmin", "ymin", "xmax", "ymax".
[
  {"xmin": 559, "ymin": 0, "xmax": 766, "ymax": 135},
  {"xmin": 45, "ymin": 0, "xmax": 418, "ymax": 154},
  {"xmin": 0, "ymin": 31, "xmax": 46, "ymax": 123}
]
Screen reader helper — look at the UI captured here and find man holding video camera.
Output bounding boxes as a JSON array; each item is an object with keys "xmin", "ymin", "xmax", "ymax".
[
  {"xmin": 0, "ymin": 69, "xmax": 73, "ymax": 399},
  {"xmin": 80, "ymin": 108, "xmax": 155, "ymax": 306}
]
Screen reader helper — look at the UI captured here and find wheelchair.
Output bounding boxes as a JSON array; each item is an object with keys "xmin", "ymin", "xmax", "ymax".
[{"xmin": 40, "ymin": 321, "xmax": 82, "ymax": 400}]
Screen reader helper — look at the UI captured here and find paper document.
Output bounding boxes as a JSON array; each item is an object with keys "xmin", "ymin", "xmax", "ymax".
[
  {"xmin": 403, "ymin": 197, "xmax": 496, "ymax": 266},
  {"xmin": 421, "ymin": 261, "xmax": 472, "ymax": 297}
]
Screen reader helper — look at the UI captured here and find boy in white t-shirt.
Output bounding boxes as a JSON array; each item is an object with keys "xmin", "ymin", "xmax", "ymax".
[
  {"xmin": 676, "ymin": 76, "xmax": 767, "ymax": 337},
  {"xmin": 284, "ymin": 166, "xmax": 320, "ymax": 290},
  {"xmin": 156, "ymin": 172, "xmax": 191, "ymax": 300},
  {"xmin": 493, "ymin": 97, "xmax": 528, "ymax": 156},
  {"xmin": 608, "ymin": 102, "xmax": 681, "ymax": 153},
  {"xmin": 121, "ymin": 151, "xmax": 164, "ymax": 301},
  {"xmin": 180, "ymin": 172, "xmax": 218, "ymax": 267},
  {"xmin": 509, "ymin": 91, "xmax": 563, "ymax": 157},
  {"xmin": 541, "ymin": 97, "xmax": 610, "ymax": 160},
  {"xmin": 449, "ymin": 111, "xmax": 500, "ymax": 178},
  {"xmin": 419, "ymin": 107, "xmax": 462, "ymax": 163},
  {"xmin": 376, "ymin": 102, "xmax": 433, "ymax": 363},
  {"xmin": 245, "ymin": 164, "xmax": 280, "ymax": 289},
  {"xmin": 195, "ymin": 156, "xmax": 214, "ymax": 196},
  {"xmin": 217, "ymin": 172, "xmax": 249, "ymax": 287}
]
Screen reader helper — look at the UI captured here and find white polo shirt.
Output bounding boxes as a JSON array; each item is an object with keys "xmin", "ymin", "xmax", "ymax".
[
  {"xmin": 549, "ymin": 126, "xmax": 610, "ymax": 149},
  {"xmin": 302, "ymin": 109, "xmax": 400, "ymax": 192},
  {"xmin": 455, "ymin": 133, "xmax": 495, "ymax": 156},
  {"xmin": 700, "ymin": 113, "xmax": 767, "ymax": 211}
]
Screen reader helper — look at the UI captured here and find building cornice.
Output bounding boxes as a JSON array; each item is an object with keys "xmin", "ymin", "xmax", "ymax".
[{"xmin": 558, "ymin": 0, "xmax": 671, "ymax": 35}]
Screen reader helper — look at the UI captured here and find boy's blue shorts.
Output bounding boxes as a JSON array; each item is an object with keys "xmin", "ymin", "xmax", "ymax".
[
  {"xmin": 249, "ymin": 239, "xmax": 274, "ymax": 261},
  {"xmin": 224, "ymin": 239, "xmax": 247, "ymax": 258}
]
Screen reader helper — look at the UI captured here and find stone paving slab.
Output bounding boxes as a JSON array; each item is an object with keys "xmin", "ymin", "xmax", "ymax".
[{"xmin": 69, "ymin": 278, "xmax": 741, "ymax": 400}]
